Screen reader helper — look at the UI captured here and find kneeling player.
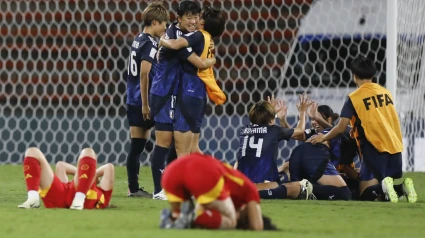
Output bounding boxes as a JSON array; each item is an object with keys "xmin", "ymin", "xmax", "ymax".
[
  {"xmin": 160, "ymin": 153, "xmax": 272, "ymax": 230},
  {"xmin": 18, "ymin": 147, "xmax": 114, "ymax": 209}
]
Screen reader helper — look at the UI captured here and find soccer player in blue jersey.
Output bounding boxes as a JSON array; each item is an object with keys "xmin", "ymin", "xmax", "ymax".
[
  {"xmin": 236, "ymin": 94, "xmax": 310, "ymax": 184},
  {"xmin": 159, "ymin": 6, "xmax": 226, "ymax": 156},
  {"xmin": 125, "ymin": 2, "xmax": 169, "ymax": 198},
  {"xmin": 149, "ymin": 1, "xmax": 217, "ymax": 200}
]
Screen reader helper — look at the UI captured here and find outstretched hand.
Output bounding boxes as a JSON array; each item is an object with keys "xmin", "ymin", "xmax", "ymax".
[{"xmin": 296, "ymin": 93, "xmax": 313, "ymax": 113}]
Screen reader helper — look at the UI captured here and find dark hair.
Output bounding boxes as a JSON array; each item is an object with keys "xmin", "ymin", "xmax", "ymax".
[
  {"xmin": 318, "ymin": 105, "xmax": 339, "ymax": 123},
  {"xmin": 201, "ymin": 6, "xmax": 226, "ymax": 37},
  {"xmin": 248, "ymin": 101, "xmax": 275, "ymax": 126},
  {"xmin": 236, "ymin": 215, "xmax": 278, "ymax": 230},
  {"xmin": 142, "ymin": 1, "xmax": 169, "ymax": 26},
  {"xmin": 177, "ymin": 1, "xmax": 201, "ymax": 17},
  {"xmin": 350, "ymin": 56, "xmax": 376, "ymax": 80}
]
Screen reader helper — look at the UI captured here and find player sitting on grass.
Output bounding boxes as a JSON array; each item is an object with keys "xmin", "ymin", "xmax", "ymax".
[
  {"xmin": 232, "ymin": 94, "xmax": 315, "ymax": 200},
  {"xmin": 159, "ymin": 153, "xmax": 276, "ymax": 230},
  {"xmin": 18, "ymin": 147, "xmax": 114, "ymax": 210}
]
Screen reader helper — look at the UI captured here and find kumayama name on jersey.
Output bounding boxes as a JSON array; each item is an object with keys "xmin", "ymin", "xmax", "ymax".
[{"xmin": 243, "ymin": 127, "xmax": 267, "ymax": 134}]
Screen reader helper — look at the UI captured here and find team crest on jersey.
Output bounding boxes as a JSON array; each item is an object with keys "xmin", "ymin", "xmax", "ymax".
[
  {"xmin": 81, "ymin": 164, "xmax": 90, "ymax": 170},
  {"xmin": 132, "ymin": 41, "xmax": 139, "ymax": 48},
  {"xmin": 24, "ymin": 165, "xmax": 30, "ymax": 171}
]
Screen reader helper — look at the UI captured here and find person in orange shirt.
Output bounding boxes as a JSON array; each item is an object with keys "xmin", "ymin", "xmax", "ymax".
[{"xmin": 18, "ymin": 147, "xmax": 114, "ymax": 210}]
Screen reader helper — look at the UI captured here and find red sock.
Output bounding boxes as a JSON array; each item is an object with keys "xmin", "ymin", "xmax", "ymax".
[
  {"xmin": 23, "ymin": 157, "xmax": 41, "ymax": 191},
  {"xmin": 193, "ymin": 209, "xmax": 222, "ymax": 229},
  {"xmin": 76, "ymin": 157, "xmax": 97, "ymax": 194}
]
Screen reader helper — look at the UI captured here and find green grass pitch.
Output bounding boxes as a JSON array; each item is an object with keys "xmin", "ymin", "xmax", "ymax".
[{"xmin": 0, "ymin": 165, "xmax": 424, "ymax": 238}]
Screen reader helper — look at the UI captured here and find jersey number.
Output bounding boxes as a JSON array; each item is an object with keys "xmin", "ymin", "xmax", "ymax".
[
  {"xmin": 241, "ymin": 136, "xmax": 264, "ymax": 157},
  {"xmin": 128, "ymin": 51, "xmax": 138, "ymax": 76}
]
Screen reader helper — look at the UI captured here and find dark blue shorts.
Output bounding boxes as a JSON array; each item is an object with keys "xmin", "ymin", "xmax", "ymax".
[
  {"xmin": 359, "ymin": 141, "xmax": 402, "ymax": 181},
  {"xmin": 289, "ymin": 143, "xmax": 339, "ymax": 182},
  {"xmin": 174, "ymin": 95, "xmax": 206, "ymax": 133},
  {"xmin": 150, "ymin": 94, "xmax": 175, "ymax": 131},
  {"xmin": 126, "ymin": 104, "xmax": 155, "ymax": 129}
]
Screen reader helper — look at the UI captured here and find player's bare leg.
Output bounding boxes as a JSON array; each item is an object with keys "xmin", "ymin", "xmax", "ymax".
[
  {"xmin": 174, "ymin": 131, "xmax": 193, "ymax": 157},
  {"xmin": 18, "ymin": 147, "xmax": 55, "ymax": 208},
  {"xmin": 70, "ymin": 148, "xmax": 98, "ymax": 210},
  {"xmin": 97, "ymin": 163, "xmax": 115, "ymax": 192},
  {"xmin": 127, "ymin": 127, "xmax": 152, "ymax": 198},
  {"xmin": 55, "ymin": 161, "xmax": 77, "ymax": 183},
  {"xmin": 190, "ymin": 133, "xmax": 203, "ymax": 154},
  {"xmin": 151, "ymin": 130, "xmax": 173, "ymax": 200}
]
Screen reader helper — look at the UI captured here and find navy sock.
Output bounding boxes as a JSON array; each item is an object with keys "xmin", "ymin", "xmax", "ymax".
[
  {"xmin": 312, "ymin": 185, "xmax": 352, "ymax": 200},
  {"xmin": 360, "ymin": 184, "xmax": 383, "ymax": 201},
  {"xmin": 259, "ymin": 185, "xmax": 288, "ymax": 199},
  {"xmin": 151, "ymin": 145, "xmax": 169, "ymax": 194},
  {"xmin": 166, "ymin": 142, "xmax": 178, "ymax": 165},
  {"xmin": 394, "ymin": 184, "xmax": 404, "ymax": 197},
  {"xmin": 126, "ymin": 138, "xmax": 146, "ymax": 193}
]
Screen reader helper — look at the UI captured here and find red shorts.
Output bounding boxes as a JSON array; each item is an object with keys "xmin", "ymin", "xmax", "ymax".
[
  {"xmin": 39, "ymin": 175, "xmax": 112, "ymax": 209},
  {"xmin": 162, "ymin": 154, "xmax": 230, "ymax": 204}
]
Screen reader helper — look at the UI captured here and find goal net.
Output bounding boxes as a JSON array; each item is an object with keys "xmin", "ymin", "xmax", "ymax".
[{"xmin": 1, "ymin": 0, "xmax": 424, "ymax": 170}]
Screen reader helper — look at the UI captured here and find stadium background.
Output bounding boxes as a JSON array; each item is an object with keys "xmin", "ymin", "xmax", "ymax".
[{"xmin": 1, "ymin": 0, "xmax": 420, "ymax": 168}]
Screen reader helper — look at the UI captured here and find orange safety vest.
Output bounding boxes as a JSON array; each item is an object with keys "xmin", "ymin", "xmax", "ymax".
[
  {"xmin": 348, "ymin": 82, "xmax": 403, "ymax": 154},
  {"xmin": 198, "ymin": 30, "xmax": 226, "ymax": 105}
]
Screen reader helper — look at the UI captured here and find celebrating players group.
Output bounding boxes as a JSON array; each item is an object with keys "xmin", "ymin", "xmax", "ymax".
[{"xmin": 18, "ymin": 0, "xmax": 417, "ymax": 231}]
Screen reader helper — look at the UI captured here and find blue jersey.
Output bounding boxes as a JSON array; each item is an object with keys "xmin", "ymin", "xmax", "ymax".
[
  {"xmin": 305, "ymin": 128, "xmax": 341, "ymax": 167},
  {"xmin": 126, "ymin": 33, "xmax": 158, "ymax": 106},
  {"xmin": 237, "ymin": 124, "xmax": 294, "ymax": 183},
  {"xmin": 150, "ymin": 23, "xmax": 192, "ymax": 97},
  {"xmin": 179, "ymin": 31, "xmax": 207, "ymax": 99}
]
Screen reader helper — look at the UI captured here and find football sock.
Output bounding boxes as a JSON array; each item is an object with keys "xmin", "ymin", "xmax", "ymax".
[
  {"xmin": 312, "ymin": 185, "xmax": 352, "ymax": 200},
  {"xmin": 193, "ymin": 209, "xmax": 222, "ymax": 229},
  {"xmin": 23, "ymin": 157, "xmax": 41, "ymax": 192},
  {"xmin": 151, "ymin": 145, "xmax": 168, "ymax": 194},
  {"xmin": 166, "ymin": 142, "xmax": 178, "ymax": 165},
  {"xmin": 393, "ymin": 184, "xmax": 404, "ymax": 197},
  {"xmin": 76, "ymin": 157, "xmax": 97, "ymax": 195},
  {"xmin": 259, "ymin": 185, "xmax": 288, "ymax": 199},
  {"xmin": 360, "ymin": 184, "xmax": 383, "ymax": 201},
  {"xmin": 126, "ymin": 138, "xmax": 147, "ymax": 193}
]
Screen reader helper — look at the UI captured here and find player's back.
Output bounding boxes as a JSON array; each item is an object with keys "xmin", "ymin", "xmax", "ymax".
[
  {"xmin": 237, "ymin": 124, "xmax": 294, "ymax": 183},
  {"xmin": 150, "ymin": 23, "xmax": 185, "ymax": 97},
  {"xmin": 126, "ymin": 33, "xmax": 158, "ymax": 106}
]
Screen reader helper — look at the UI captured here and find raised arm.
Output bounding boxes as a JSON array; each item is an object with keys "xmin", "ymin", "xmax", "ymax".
[{"xmin": 292, "ymin": 93, "xmax": 311, "ymax": 138}]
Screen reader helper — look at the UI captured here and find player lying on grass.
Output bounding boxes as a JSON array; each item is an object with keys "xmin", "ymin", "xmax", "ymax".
[
  {"xmin": 159, "ymin": 5, "xmax": 226, "ymax": 156},
  {"xmin": 159, "ymin": 153, "xmax": 276, "ymax": 230},
  {"xmin": 19, "ymin": 147, "xmax": 114, "ymax": 210}
]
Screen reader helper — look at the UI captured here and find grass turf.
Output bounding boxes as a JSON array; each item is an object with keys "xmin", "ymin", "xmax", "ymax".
[{"xmin": 0, "ymin": 165, "xmax": 424, "ymax": 238}]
